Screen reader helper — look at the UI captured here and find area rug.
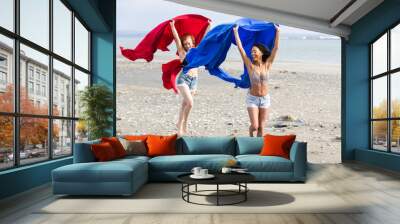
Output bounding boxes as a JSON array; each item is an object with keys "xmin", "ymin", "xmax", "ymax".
[{"xmin": 37, "ymin": 183, "xmax": 362, "ymax": 214}]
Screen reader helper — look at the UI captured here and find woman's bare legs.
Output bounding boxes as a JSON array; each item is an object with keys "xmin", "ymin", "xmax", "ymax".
[
  {"xmin": 177, "ymin": 85, "xmax": 194, "ymax": 137},
  {"xmin": 176, "ymin": 100, "xmax": 186, "ymax": 135},
  {"xmin": 182, "ymin": 100, "xmax": 193, "ymax": 134},
  {"xmin": 247, "ymin": 107, "xmax": 259, "ymax": 137},
  {"xmin": 258, "ymin": 108, "xmax": 269, "ymax": 137},
  {"xmin": 182, "ymin": 90, "xmax": 196, "ymax": 133}
]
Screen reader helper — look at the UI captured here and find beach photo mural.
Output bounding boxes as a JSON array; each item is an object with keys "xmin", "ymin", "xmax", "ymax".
[{"xmin": 116, "ymin": 0, "xmax": 341, "ymax": 163}]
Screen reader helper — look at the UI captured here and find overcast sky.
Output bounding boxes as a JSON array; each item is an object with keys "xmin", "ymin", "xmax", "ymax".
[{"xmin": 117, "ymin": 0, "xmax": 324, "ymax": 36}]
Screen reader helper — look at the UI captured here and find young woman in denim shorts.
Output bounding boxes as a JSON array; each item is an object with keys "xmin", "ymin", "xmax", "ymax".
[
  {"xmin": 170, "ymin": 20, "xmax": 210, "ymax": 137},
  {"xmin": 233, "ymin": 25, "xmax": 280, "ymax": 137}
]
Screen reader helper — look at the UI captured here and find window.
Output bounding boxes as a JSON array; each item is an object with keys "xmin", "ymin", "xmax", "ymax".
[
  {"xmin": 0, "ymin": 1, "xmax": 91, "ymax": 170},
  {"xmin": 42, "ymin": 85, "xmax": 46, "ymax": 97},
  {"xmin": 75, "ymin": 120, "xmax": 88, "ymax": 143},
  {"xmin": 20, "ymin": 0, "xmax": 49, "ymax": 49},
  {"xmin": 35, "ymin": 70, "xmax": 41, "ymax": 81},
  {"xmin": 372, "ymin": 34, "xmax": 387, "ymax": 77},
  {"xmin": 74, "ymin": 69, "xmax": 89, "ymax": 142},
  {"xmin": 0, "ymin": 34, "xmax": 13, "ymax": 112},
  {"xmin": 0, "ymin": 116, "xmax": 14, "ymax": 170},
  {"xmin": 53, "ymin": 0, "xmax": 72, "ymax": 60},
  {"xmin": 0, "ymin": 55, "xmax": 7, "ymax": 67},
  {"xmin": 54, "ymin": 89, "xmax": 58, "ymax": 104},
  {"xmin": 372, "ymin": 76, "xmax": 387, "ymax": 119},
  {"xmin": 36, "ymin": 84, "xmax": 40, "ymax": 95},
  {"xmin": 74, "ymin": 69, "xmax": 89, "ymax": 118},
  {"xmin": 53, "ymin": 119, "xmax": 72, "ymax": 158},
  {"xmin": 19, "ymin": 117, "xmax": 49, "ymax": 165},
  {"xmin": 53, "ymin": 59, "xmax": 72, "ymax": 117},
  {"xmin": 0, "ymin": 0, "xmax": 14, "ymax": 31},
  {"xmin": 0, "ymin": 53, "xmax": 7, "ymax": 86},
  {"xmin": 75, "ymin": 18, "xmax": 89, "ymax": 70},
  {"xmin": 370, "ymin": 23, "xmax": 400, "ymax": 154},
  {"xmin": 0, "ymin": 72, "xmax": 7, "ymax": 85},
  {"xmin": 28, "ymin": 81, "xmax": 34, "ymax": 94},
  {"xmin": 28, "ymin": 67, "xmax": 34, "ymax": 80},
  {"xmin": 0, "ymin": 53, "xmax": 7, "ymax": 88},
  {"xmin": 391, "ymin": 24, "xmax": 400, "ymax": 70}
]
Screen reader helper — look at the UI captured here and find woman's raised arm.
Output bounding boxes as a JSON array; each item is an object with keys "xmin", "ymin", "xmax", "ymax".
[
  {"xmin": 170, "ymin": 20, "xmax": 185, "ymax": 59},
  {"xmin": 233, "ymin": 26, "xmax": 252, "ymax": 72},
  {"xmin": 266, "ymin": 25, "xmax": 280, "ymax": 69}
]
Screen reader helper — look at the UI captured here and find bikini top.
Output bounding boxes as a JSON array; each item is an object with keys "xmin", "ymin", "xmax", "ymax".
[{"xmin": 250, "ymin": 68, "xmax": 269, "ymax": 85}]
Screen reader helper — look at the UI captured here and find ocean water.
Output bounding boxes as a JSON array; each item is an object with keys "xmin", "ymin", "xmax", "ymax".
[{"xmin": 117, "ymin": 36, "xmax": 341, "ymax": 65}]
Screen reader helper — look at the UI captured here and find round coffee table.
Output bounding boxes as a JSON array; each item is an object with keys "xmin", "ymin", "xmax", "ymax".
[{"xmin": 177, "ymin": 173, "xmax": 255, "ymax": 206}]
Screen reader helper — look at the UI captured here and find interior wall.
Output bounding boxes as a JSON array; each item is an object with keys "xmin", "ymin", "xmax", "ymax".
[
  {"xmin": 343, "ymin": 0, "xmax": 400, "ymax": 171},
  {"xmin": 91, "ymin": 0, "xmax": 117, "ymax": 135}
]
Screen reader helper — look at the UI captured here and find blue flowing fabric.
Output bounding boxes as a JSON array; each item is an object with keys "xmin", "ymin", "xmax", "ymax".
[{"xmin": 183, "ymin": 18, "xmax": 277, "ymax": 88}]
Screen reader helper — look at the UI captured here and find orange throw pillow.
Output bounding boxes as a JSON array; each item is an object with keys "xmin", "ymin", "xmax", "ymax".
[
  {"xmin": 146, "ymin": 134, "xmax": 178, "ymax": 157},
  {"xmin": 260, "ymin": 134, "xmax": 296, "ymax": 159},
  {"xmin": 124, "ymin": 135, "xmax": 152, "ymax": 141},
  {"xmin": 91, "ymin": 142, "xmax": 117, "ymax": 162},
  {"xmin": 101, "ymin": 137, "xmax": 127, "ymax": 158}
]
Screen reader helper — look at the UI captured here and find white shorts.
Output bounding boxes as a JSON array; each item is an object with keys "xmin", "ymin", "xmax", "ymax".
[{"xmin": 246, "ymin": 93, "xmax": 271, "ymax": 108}]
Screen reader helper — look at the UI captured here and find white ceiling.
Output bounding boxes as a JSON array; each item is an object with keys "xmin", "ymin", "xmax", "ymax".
[{"xmin": 165, "ymin": 0, "xmax": 384, "ymax": 38}]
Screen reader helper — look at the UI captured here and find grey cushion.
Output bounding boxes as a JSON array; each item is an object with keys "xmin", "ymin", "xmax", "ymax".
[{"xmin": 119, "ymin": 138, "xmax": 147, "ymax": 156}]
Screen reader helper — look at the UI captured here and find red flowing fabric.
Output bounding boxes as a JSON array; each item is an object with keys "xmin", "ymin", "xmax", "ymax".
[{"xmin": 120, "ymin": 14, "xmax": 210, "ymax": 93}]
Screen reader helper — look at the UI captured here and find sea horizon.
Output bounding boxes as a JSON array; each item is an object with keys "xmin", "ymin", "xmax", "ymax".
[{"xmin": 117, "ymin": 32, "xmax": 341, "ymax": 65}]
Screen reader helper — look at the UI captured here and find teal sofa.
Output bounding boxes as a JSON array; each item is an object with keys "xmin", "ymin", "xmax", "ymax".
[{"xmin": 52, "ymin": 136, "xmax": 307, "ymax": 196}]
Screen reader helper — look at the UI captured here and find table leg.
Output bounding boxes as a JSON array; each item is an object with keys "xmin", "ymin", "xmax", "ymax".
[
  {"xmin": 245, "ymin": 183, "xmax": 247, "ymax": 201},
  {"xmin": 187, "ymin": 184, "xmax": 190, "ymax": 202},
  {"xmin": 195, "ymin": 184, "xmax": 198, "ymax": 192},
  {"xmin": 181, "ymin": 184, "xmax": 183, "ymax": 199},
  {"xmin": 217, "ymin": 184, "xmax": 219, "ymax": 206}
]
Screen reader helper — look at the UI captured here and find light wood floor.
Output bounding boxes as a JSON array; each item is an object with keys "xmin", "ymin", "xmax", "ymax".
[{"xmin": 1, "ymin": 162, "xmax": 400, "ymax": 224}]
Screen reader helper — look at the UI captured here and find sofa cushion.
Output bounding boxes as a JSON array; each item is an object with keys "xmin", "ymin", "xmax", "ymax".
[
  {"xmin": 123, "ymin": 135, "xmax": 153, "ymax": 150},
  {"xmin": 149, "ymin": 154, "xmax": 235, "ymax": 172},
  {"xmin": 236, "ymin": 155, "xmax": 293, "ymax": 172},
  {"xmin": 236, "ymin": 137, "xmax": 263, "ymax": 155},
  {"xmin": 91, "ymin": 142, "xmax": 118, "ymax": 162},
  {"xmin": 260, "ymin": 134, "xmax": 296, "ymax": 159},
  {"xmin": 178, "ymin": 136, "xmax": 236, "ymax": 155},
  {"xmin": 118, "ymin": 155, "xmax": 150, "ymax": 162},
  {"xmin": 101, "ymin": 137, "xmax": 127, "ymax": 158},
  {"xmin": 124, "ymin": 135, "xmax": 152, "ymax": 141},
  {"xmin": 119, "ymin": 138, "xmax": 147, "ymax": 156},
  {"xmin": 53, "ymin": 158, "xmax": 147, "ymax": 183},
  {"xmin": 147, "ymin": 134, "xmax": 177, "ymax": 157}
]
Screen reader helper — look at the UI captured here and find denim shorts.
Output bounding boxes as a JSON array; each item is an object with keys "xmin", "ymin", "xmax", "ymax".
[
  {"xmin": 246, "ymin": 93, "xmax": 271, "ymax": 108},
  {"xmin": 176, "ymin": 72, "xmax": 198, "ymax": 90}
]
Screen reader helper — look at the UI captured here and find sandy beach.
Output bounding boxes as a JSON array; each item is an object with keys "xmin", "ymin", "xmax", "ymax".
[{"xmin": 116, "ymin": 56, "xmax": 341, "ymax": 164}]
